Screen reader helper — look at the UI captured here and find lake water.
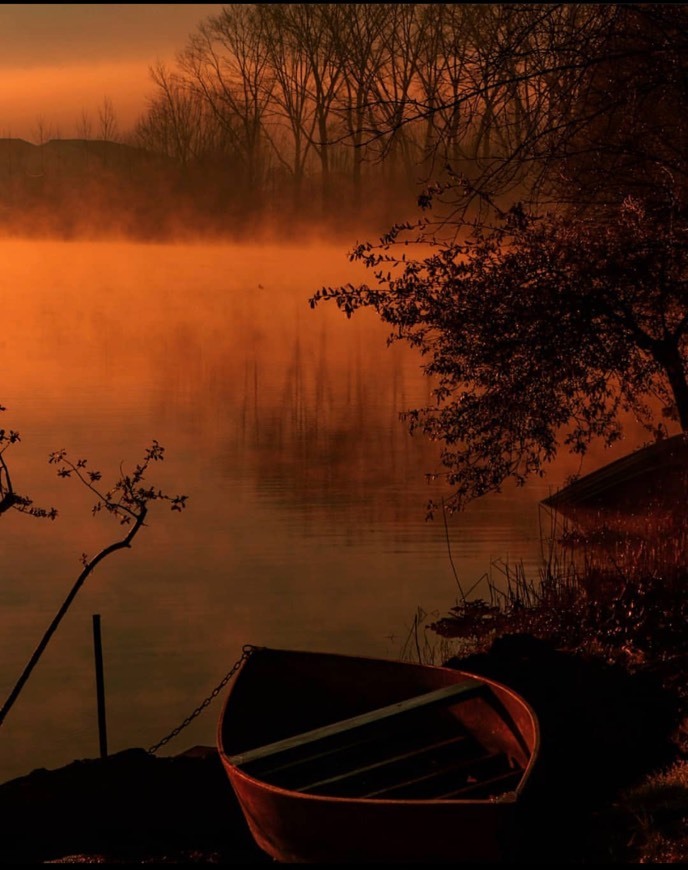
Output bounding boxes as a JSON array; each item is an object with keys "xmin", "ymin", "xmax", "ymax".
[{"xmin": 0, "ymin": 238, "xmax": 644, "ymax": 784}]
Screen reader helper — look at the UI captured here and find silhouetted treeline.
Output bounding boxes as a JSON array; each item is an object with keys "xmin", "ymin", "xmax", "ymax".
[
  {"xmin": 0, "ymin": 136, "xmax": 287, "ymax": 241},
  {"xmin": 135, "ymin": 4, "xmax": 460, "ymax": 224},
  {"xmin": 0, "ymin": 4, "xmax": 683, "ymax": 240},
  {"xmin": 0, "ymin": 138, "xmax": 183, "ymax": 240},
  {"xmin": 129, "ymin": 3, "xmax": 629, "ymax": 228}
]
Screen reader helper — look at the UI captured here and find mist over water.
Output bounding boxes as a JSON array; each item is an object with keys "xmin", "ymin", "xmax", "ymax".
[{"xmin": 0, "ymin": 236, "xmax": 650, "ymax": 784}]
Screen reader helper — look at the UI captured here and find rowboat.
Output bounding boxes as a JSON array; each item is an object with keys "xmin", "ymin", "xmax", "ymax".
[
  {"xmin": 542, "ymin": 433, "xmax": 688, "ymax": 521},
  {"xmin": 216, "ymin": 646, "xmax": 540, "ymax": 863}
]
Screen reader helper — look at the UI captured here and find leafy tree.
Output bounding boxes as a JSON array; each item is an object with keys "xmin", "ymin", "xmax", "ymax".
[{"xmin": 310, "ymin": 188, "xmax": 688, "ymax": 512}]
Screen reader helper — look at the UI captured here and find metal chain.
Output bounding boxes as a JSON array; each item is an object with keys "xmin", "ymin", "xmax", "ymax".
[{"xmin": 148, "ymin": 643, "xmax": 260, "ymax": 755}]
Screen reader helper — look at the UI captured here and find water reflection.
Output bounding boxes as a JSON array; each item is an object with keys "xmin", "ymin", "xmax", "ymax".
[{"xmin": 0, "ymin": 239, "xmax": 641, "ymax": 784}]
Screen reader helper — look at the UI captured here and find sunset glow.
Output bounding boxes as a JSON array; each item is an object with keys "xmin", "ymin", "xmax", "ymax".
[
  {"xmin": 0, "ymin": 61, "xmax": 156, "ymax": 139},
  {"xmin": 0, "ymin": 4, "xmax": 224, "ymax": 140},
  {"xmin": 1, "ymin": 6, "xmax": 687, "ymax": 864}
]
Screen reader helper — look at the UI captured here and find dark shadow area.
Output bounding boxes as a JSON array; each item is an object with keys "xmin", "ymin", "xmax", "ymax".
[
  {"xmin": 0, "ymin": 746, "xmax": 270, "ymax": 864},
  {"xmin": 445, "ymin": 633, "xmax": 683, "ymax": 863}
]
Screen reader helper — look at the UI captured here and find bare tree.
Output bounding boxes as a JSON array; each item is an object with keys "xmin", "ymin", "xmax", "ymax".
[
  {"xmin": 178, "ymin": 5, "xmax": 274, "ymax": 197},
  {"xmin": 360, "ymin": 5, "xmax": 630, "ymax": 215},
  {"xmin": 97, "ymin": 97, "xmax": 120, "ymax": 142},
  {"xmin": 278, "ymin": 4, "xmax": 345, "ymax": 212},
  {"xmin": 136, "ymin": 62, "xmax": 225, "ymax": 166},
  {"xmin": 76, "ymin": 108, "xmax": 93, "ymax": 140},
  {"xmin": 330, "ymin": 4, "xmax": 392, "ymax": 209},
  {"xmin": 32, "ymin": 115, "xmax": 57, "ymax": 146},
  {"xmin": 257, "ymin": 4, "xmax": 318, "ymax": 210},
  {"xmin": 367, "ymin": 3, "xmax": 427, "ymax": 189}
]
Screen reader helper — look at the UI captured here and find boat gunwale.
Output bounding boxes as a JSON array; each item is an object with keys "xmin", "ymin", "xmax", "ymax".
[{"xmin": 224, "ymin": 759, "xmax": 522, "ymax": 806}]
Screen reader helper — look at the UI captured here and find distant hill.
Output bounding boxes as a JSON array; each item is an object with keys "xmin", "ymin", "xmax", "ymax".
[
  {"xmin": 0, "ymin": 137, "xmax": 173, "ymax": 180},
  {"xmin": 0, "ymin": 137, "xmax": 209, "ymax": 240}
]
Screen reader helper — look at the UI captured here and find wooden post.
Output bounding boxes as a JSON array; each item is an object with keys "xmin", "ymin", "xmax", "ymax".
[{"xmin": 92, "ymin": 613, "xmax": 108, "ymax": 759}]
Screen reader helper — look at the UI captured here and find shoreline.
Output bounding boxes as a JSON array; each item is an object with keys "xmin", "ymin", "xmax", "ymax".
[{"xmin": 2, "ymin": 635, "xmax": 685, "ymax": 864}]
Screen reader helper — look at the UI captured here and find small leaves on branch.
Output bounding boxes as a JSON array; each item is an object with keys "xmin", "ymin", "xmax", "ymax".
[
  {"xmin": 0, "ymin": 436, "xmax": 188, "ymax": 728},
  {"xmin": 48, "ymin": 439, "xmax": 188, "ymax": 527},
  {"xmin": 0, "ymin": 408, "xmax": 57, "ymax": 520}
]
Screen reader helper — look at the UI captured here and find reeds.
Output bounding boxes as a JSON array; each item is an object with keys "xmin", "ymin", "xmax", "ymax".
[{"xmin": 425, "ymin": 500, "xmax": 688, "ymax": 679}]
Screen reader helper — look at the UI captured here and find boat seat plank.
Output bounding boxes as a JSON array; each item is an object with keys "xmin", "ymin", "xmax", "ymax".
[
  {"xmin": 229, "ymin": 679, "xmax": 486, "ymax": 767},
  {"xmin": 297, "ymin": 735, "xmax": 469, "ymax": 793},
  {"xmin": 260, "ymin": 727, "xmax": 468, "ymax": 781},
  {"xmin": 360, "ymin": 751, "xmax": 503, "ymax": 799}
]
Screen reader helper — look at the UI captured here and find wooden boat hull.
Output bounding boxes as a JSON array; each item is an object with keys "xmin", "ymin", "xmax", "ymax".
[
  {"xmin": 542, "ymin": 433, "xmax": 688, "ymax": 521},
  {"xmin": 217, "ymin": 647, "xmax": 540, "ymax": 864}
]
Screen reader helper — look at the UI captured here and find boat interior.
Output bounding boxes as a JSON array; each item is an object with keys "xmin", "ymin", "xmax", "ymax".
[{"xmin": 223, "ymin": 652, "xmax": 534, "ymax": 802}]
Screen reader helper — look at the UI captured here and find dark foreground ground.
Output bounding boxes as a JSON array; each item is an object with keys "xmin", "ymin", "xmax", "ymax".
[
  {"xmin": 1, "ymin": 635, "xmax": 685, "ymax": 864},
  {"xmin": 0, "ymin": 743, "xmax": 270, "ymax": 865}
]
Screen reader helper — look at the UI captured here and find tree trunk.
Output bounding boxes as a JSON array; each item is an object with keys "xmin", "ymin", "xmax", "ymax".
[
  {"xmin": 317, "ymin": 112, "xmax": 331, "ymax": 216},
  {"xmin": 656, "ymin": 340, "xmax": 688, "ymax": 431}
]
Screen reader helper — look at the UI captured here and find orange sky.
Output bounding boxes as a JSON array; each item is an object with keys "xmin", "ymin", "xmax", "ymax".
[{"xmin": 0, "ymin": 4, "xmax": 225, "ymax": 142}]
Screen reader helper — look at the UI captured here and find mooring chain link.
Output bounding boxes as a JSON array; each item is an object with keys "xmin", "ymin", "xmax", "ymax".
[{"xmin": 148, "ymin": 643, "xmax": 260, "ymax": 755}]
